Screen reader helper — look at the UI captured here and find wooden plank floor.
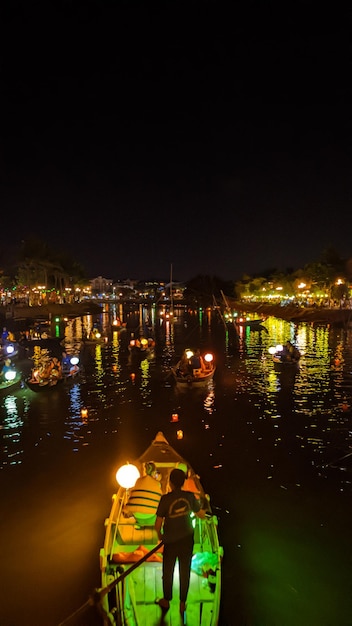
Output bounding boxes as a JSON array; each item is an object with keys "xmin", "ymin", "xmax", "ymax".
[{"xmin": 121, "ymin": 563, "xmax": 217, "ymax": 626}]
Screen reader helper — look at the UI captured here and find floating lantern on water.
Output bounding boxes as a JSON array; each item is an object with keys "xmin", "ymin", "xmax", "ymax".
[
  {"xmin": 130, "ymin": 372, "xmax": 136, "ymax": 382},
  {"xmin": 116, "ymin": 463, "xmax": 140, "ymax": 488},
  {"xmin": 177, "ymin": 430, "xmax": 183, "ymax": 440},
  {"xmin": 81, "ymin": 408, "xmax": 88, "ymax": 418},
  {"xmin": 171, "ymin": 413, "xmax": 179, "ymax": 422},
  {"xmin": 340, "ymin": 399, "xmax": 350, "ymax": 411}
]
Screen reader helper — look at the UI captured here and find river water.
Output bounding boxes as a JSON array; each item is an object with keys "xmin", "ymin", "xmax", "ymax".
[{"xmin": 1, "ymin": 304, "xmax": 352, "ymax": 626}]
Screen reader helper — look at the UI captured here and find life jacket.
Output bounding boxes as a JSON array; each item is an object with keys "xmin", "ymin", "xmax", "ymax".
[{"xmin": 127, "ymin": 475, "xmax": 162, "ymax": 515}]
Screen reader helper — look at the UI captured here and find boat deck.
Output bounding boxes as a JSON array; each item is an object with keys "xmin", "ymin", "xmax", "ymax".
[
  {"xmin": 105, "ymin": 561, "xmax": 217, "ymax": 626},
  {"xmin": 103, "ymin": 516, "xmax": 220, "ymax": 625}
]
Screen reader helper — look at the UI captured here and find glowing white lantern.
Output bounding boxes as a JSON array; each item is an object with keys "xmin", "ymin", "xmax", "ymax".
[
  {"xmin": 6, "ymin": 345, "xmax": 14, "ymax": 355},
  {"xmin": 268, "ymin": 347, "xmax": 277, "ymax": 355},
  {"xmin": 204, "ymin": 353, "xmax": 213, "ymax": 363},
  {"xmin": 116, "ymin": 463, "xmax": 140, "ymax": 488},
  {"xmin": 70, "ymin": 356, "xmax": 79, "ymax": 365},
  {"xmin": 4, "ymin": 369, "xmax": 16, "ymax": 381}
]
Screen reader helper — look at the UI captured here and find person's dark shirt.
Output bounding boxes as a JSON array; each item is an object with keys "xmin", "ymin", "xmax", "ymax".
[{"xmin": 156, "ymin": 488, "xmax": 200, "ymax": 543}]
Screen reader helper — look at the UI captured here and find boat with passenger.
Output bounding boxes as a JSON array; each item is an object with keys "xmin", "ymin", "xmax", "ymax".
[
  {"xmin": 269, "ymin": 341, "xmax": 301, "ymax": 371},
  {"xmin": 171, "ymin": 349, "xmax": 216, "ymax": 388},
  {"xmin": 0, "ymin": 361, "xmax": 22, "ymax": 395},
  {"xmin": 98, "ymin": 431, "xmax": 223, "ymax": 625}
]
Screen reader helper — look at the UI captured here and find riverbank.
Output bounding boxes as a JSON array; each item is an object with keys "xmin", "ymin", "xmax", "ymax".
[
  {"xmin": 1, "ymin": 301, "xmax": 102, "ymax": 324},
  {"xmin": 227, "ymin": 300, "xmax": 352, "ymax": 326}
]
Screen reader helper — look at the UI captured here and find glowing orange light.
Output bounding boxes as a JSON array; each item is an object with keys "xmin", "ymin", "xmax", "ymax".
[
  {"xmin": 177, "ymin": 430, "xmax": 183, "ymax": 439},
  {"xmin": 130, "ymin": 372, "xmax": 136, "ymax": 381},
  {"xmin": 81, "ymin": 408, "xmax": 88, "ymax": 418},
  {"xmin": 171, "ymin": 413, "xmax": 179, "ymax": 422}
]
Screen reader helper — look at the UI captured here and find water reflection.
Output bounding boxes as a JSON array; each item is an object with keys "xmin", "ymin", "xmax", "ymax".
[{"xmin": 1, "ymin": 307, "xmax": 352, "ymax": 492}]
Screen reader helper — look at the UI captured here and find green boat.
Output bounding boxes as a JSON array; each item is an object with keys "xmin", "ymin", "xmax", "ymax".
[
  {"xmin": 99, "ymin": 431, "xmax": 223, "ymax": 625},
  {"xmin": 0, "ymin": 370, "xmax": 22, "ymax": 395}
]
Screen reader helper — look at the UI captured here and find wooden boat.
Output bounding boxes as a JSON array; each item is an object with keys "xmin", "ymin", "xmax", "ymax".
[
  {"xmin": 25, "ymin": 349, "xmax": 65, "ymax": 391},
  {"xmin": 128, "ymin": 336, "xmax": 155, "ymax": 363},
  {"xmin": 270, "ymin": 341, "xmax": 301, "ymax": 372},
  {"xmin": 61, "ymin": 353, "xmax": 81, "ymax": 380},
  {"xmin": 26, "ymin": 374, "xmax": 64, "ymax": 391},
  {"xmin": 171, "ymin": 350, "xmax": 216, "ymax": 388},
  {"xmin": 235, "ymin": 316, "xmax": 266, "ymax": 329},
  {"xmin": 0, "ymin": 370, "xmax": 22, "ymax": 395},
  {"xmin": 99, "ymin": 431, "xmax": 223, "ymax": 625},
  {"xmin": 0, "ymin": 340, "xmax": 20, "ymax": 362},
  {"xmin": 272, "ymin": 354, "xmax": 300, "ymax": 372}
]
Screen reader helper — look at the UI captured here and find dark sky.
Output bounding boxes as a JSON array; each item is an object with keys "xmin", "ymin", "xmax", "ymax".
[{"xmin": 1, "ymin": 2, "xmax": 351, "ymax": 282}]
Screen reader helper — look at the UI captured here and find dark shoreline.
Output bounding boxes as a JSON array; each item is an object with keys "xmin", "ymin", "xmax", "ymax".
[
  {"xmin": 227, "ymin": 300, "xmax": 352, "ymax": 326},
  {"xmin": 2, "ymin": 299, "xmax": 352, "ymax": 329}
]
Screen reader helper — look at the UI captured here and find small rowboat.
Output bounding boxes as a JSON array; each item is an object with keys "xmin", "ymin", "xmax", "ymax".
[
  {"xmin": 171, "ymin": 350, "xmax": 216, "ymax": 389},
  {"xmin": 171, "ymin": 365, "xmax": 216, "ymax": 388},
  {"xmin": 98, "ymin": 431, "xmax": 223, "ymax": 625},
  {"xmin": 0, "ymin": 371, "xmax": 22, "ymax": 395},
  {"xmin": 25, "ymin": 375, "xmax": 64, "ymax": 392}
]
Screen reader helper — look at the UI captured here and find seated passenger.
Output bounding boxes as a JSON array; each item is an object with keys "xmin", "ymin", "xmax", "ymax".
[
  {"xmin": 282, "ymin": 341, "xmax": 301, "ymax": 363},
  {"xmin": 124, "ymin": 461, "xmax": 162, "ymax": 527},
  {"xmin": 1, "ymin": 358, "xmax": 13, "ymax": 382},
  {"xmin": 177, "ymin": 462, "xmax": 201, "ymax": 500}
]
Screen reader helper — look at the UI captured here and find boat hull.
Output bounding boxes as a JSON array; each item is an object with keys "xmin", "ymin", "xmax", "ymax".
[
  {"xmin": 0, "ymin": 373, "xmax": 22, "ymax": 395},
  {"xmin": 171, "ymin": 366, "xmax": 216, "ymax": 388},
  {"xmin": 99, "ymin": 431, "xmax": 223, "ymax": 625},
  {"xmin": 25, "ymin": 377, "xmax": 64, "ymax": 391}
]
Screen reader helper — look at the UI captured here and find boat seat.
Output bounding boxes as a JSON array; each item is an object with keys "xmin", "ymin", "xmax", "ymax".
[{"xmin": 116, "ymin": 522, "xmax": 159, "ymax": 546}]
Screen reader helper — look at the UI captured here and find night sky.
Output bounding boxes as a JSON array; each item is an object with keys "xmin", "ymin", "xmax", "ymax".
[{"xmin": 2, "ymin": 2, "xmax": 351, "ymax": 282}]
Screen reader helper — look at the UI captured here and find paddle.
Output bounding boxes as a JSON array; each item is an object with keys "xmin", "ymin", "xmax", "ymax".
[{"xmin": 99, "ymin": 540, "xmax": 164, "ymax": 597}]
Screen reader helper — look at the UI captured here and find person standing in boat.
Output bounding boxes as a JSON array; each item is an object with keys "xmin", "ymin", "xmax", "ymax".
[
  {"xmin": 282, "ymin": 341, "xmax": 300, "ymax": 363},
  {"xmin": 155, "ymin": 467, "xmax": 206, "ymax": 616},
  {"xmin": 1, "ymin": 327, "xmax": 9, "ymax": 344},
  {"xmin": 190, "ymin": 349, "xmax": 206, "ymax": 374},
  {"xmin": 124, "ymin": 461, "xmax": 162, "ymax": 527}
]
